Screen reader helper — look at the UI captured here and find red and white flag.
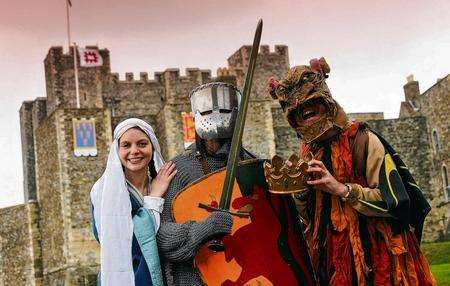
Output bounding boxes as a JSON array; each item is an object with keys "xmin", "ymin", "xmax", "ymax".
[{"xmin": 77, "ymin": 47, "xmax": 103, "ymax": 67}]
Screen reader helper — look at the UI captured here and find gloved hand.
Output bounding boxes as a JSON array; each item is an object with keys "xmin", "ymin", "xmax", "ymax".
[{"xmin": 204, "ymin": 211, "xmax": 233, "ymax": 237}]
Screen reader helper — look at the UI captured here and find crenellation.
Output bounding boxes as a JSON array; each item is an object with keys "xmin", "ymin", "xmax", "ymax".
[
  {"xmin": 163, "ymin": 68, "xmax": 181, "ymax": 82},
  {"xmin": 185, "ymin": 68, "xmax": 212, "ymax": 84},
  {"xmin": 217, "ymin": 67, "xmax": 230, "ymax": 77},
  {"xmin": 45, "ymin": 46, "xmax": 64, "ymax": 63},
  {"xmin": 113, "ymin": 73, "xmax": 164, "ymax": 86},
  {"xmin": 154, "ymin": 72, "xmax": 164, "ymax": 85},
  {"xmin": 200, "ymin": 69, "xmax": 211, "ymax": 83},
  {"xmin": 140, "ymin": 72, "xmax": 148, "ymax": 81},
  {"xmin": 125, "ymin": 72, "xmax": 134, "ymax": 81},
  {"xmin": 228, "ymin": 45, "xmax": 252, "ymax": 69},
  {"xmin": 185, "ymin": 68, "xmax": 200, "ymax": 80},
  {"xmin": 260, "ymin": 45, "xmax": 270, "ymax": 55},
  {"xmin": 110, "ymin": 72, "xmax": 119, "ymax": 82},
  {"xmin": 274, "ymin": 45, "xmax": 289, "ymax": 57},
  {"xmin": 214, "ymin": 68, "xmax": 237, "ymax": 85}
]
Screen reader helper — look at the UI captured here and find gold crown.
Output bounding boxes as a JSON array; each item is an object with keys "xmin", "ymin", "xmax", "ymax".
[{"xmin": 263, "ymin": 153, "xmax": 313, "ymax": 194}]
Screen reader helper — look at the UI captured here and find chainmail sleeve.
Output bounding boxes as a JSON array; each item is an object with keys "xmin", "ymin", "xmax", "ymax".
[
  {"xmin": 158, "ymin": 212, "xmax": 232, "ymax": 262},
  {"xmin": 157, "ymin": 151, "xmax": 232, "ymax": 263}
]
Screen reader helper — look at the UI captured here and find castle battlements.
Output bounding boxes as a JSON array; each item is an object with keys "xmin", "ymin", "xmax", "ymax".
[
  {"xmin": 108, "ymin": 68, "xmax": 212, "ymax": 86},
  {"xmin": 228, "ymin": 45, "xmax": 289, "ymax": 69},
  {"xmin": 157, "ymin": 68, "xmax": 212, "ymax": 83}
]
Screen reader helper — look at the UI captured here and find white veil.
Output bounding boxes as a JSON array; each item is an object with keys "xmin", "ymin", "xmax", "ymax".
[{"xmin": 90, "ymin": 118, "xmax": 165, "ymax": 286}]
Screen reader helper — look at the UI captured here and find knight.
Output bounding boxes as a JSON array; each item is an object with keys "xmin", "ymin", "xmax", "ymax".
[
  {"xmin": 267, "ymin": 57, "xmax": 436, "ymax": 285},
  {"xmin": 156, "ymin": 82, "xmax": 256, "ymax": 285}
]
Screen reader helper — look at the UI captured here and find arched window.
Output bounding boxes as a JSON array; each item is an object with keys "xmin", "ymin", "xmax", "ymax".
[
  {"xmin": 443, "ymin": 165, "xmax": 449, "ymax": 202},
  {"xmin": 432, "ymin": 130, "xmax": 441, "ymax": 152}
]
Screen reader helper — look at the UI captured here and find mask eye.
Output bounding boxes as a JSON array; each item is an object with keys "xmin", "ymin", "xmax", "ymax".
[
  {"xmin": 276, "ymin": 85, "xmax": 286, "ymax": 95},
  {"xmin": 301, "ymin": 73, "xmax": 314, "ymax": 83}
]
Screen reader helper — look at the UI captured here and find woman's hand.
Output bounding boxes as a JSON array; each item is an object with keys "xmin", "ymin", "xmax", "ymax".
[
  {"xmin": 149, "ymin": 161, "xmax": 177, "ymax": 197},
  {"xmin": 306, "ymin": 159, "xmax": 347, "ymax": 197}
]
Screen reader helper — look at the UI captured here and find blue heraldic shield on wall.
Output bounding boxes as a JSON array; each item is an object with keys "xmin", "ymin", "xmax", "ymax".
[{"xmin": 73, "ymin": 118, "xmax": 98, "ymax": 157}]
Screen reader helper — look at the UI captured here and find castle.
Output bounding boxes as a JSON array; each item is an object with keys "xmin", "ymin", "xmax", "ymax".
[{"xmin": 0, "ymin": 45, "xmax": 448, "ymax": 285}]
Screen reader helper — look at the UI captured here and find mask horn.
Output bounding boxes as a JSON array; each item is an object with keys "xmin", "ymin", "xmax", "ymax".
[{"xmin": 267, "ymin": 77, "xmax": 279, "ymax": 99}]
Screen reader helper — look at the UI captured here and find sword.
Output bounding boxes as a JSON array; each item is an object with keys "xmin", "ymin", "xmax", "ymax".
[
  {"xmin": 204, "ymin": 19, "xmax": 263, "ymax": 251},
  {"xmin": 220, "ymin": 19, "xmax": 263, "ymax": 210}
]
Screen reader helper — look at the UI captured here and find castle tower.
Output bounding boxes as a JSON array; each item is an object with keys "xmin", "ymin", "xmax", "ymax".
[
  {"xmin": 399, "ymin": 74, "xmax": 421, "ymax": 118},
  {"xmin": 20, "ymin": 98, "xmax": 47, "ymax": 202},
  {"xmin": 227, "ymin": 45, "xmax": 291, "ymax": 158},
  {"xmin": 33, "ymin": 108, "xmax": 112, "ymax": 284},
  {"xmin": 44, "ymin": 46, "xmax": 110, "ymax": 115}
]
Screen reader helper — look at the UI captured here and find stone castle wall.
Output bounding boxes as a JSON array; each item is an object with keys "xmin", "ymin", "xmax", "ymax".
[
  {"xmin": 367, "ymin": 117, "xmax": 433, "ymax": 197},
  {"xmin": 0, "ymin": 202, "xmax": 41, "ymax": 286},
  {"xmin": 271, "ymin": 105, "xmax": 299, "ymax": 159},
  {"xmin": 347, "ymin": 112, "xmax": 384, "ymax": 122},
  {"xmin": 417, "ymin": 76, "xmax": 450, "ymax": 241}
]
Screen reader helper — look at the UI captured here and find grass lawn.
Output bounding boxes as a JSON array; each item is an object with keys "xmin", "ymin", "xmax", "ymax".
[
  {"xmin": 430, "ymin": 263, "xmax": 450, "ymax": 285},
  {"xmin": 422, "ymin": 241, "xmax": 450, "ymax": 285}
]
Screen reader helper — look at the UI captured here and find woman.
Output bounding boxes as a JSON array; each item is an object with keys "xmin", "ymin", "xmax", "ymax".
[{"xmin": 90, "ymin": 118, "xmax": 177, "ymax": 286}]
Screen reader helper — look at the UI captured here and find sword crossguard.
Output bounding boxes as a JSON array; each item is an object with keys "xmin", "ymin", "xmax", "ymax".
[{"xmin": 198, "ymin": 203, "xmax": 250, "ymax": 218}]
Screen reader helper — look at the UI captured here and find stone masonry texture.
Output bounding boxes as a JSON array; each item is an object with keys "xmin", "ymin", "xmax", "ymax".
[{"xmin": 1, "ymin": 45, "xmax": 447, "ymax": 285}]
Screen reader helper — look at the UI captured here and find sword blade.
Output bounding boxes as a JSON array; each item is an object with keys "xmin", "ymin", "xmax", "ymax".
[{"xmin": 219, "ymin": 19, "xmax": 263, "ymax": 210}]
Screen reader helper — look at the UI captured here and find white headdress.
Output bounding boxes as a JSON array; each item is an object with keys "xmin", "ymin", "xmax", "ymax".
[{"xmin": 90, "ymin": 118, "xmax": 165, "ymax": 286}]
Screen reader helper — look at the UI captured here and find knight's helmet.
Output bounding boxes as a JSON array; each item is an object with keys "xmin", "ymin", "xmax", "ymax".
[{"xmin": 189, "ymin": 82, "xmax": 241, "ymax": 140}]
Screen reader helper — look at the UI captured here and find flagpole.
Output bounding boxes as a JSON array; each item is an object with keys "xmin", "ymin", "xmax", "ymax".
[
  {"xmin": 65, "ymin": 0, "xmax": 71, "ymax": 51},
  {"xmin": 73, "ymin": 42, "xmax": 81, "ymax": 108}
]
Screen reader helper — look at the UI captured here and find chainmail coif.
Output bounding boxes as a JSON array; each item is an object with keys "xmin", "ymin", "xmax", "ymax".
[{"xmin": 157, "ymin": 141, "xmax": 254, "ymax": 286}]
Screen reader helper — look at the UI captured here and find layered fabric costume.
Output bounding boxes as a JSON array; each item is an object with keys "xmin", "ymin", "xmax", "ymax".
[
  {"xmin": 300, "ymin": 122, "xmax": 435, "ymax": 286},
  {"xmin": 268, "ymin": 58, "xmax": 435, "ymax": 285},
  {"xmin": 90, "ymin": 118, "xmax": 165, "ymax": 286}
]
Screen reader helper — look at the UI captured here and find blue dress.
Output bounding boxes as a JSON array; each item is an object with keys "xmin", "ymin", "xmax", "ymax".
[{"xmin": 92, "ymin": 193, "xmax": 153, "ymax": 286}]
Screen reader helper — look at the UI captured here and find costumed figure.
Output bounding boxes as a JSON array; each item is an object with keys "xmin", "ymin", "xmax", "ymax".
[
  {"xmin": 266, "ymin": 58, "xmax": 436, "ymax": 285},
  {"xmin": 157, "ymin": 82, "xmax": 252, "ymax": 285},
  {"xmin": 91, "ymin": 118, "xmax": 177, "ymax": 286}
]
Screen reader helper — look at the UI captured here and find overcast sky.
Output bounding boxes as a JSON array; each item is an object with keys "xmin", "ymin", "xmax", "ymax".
[{"xmin": 0, "ymin": 0, "xmax": 449, "ymax": 207}]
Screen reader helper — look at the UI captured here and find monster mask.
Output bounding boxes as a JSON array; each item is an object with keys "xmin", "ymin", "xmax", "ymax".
[{"xmin": 268, "ymin": 57, "xmax": 349, "ymax": 143}]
